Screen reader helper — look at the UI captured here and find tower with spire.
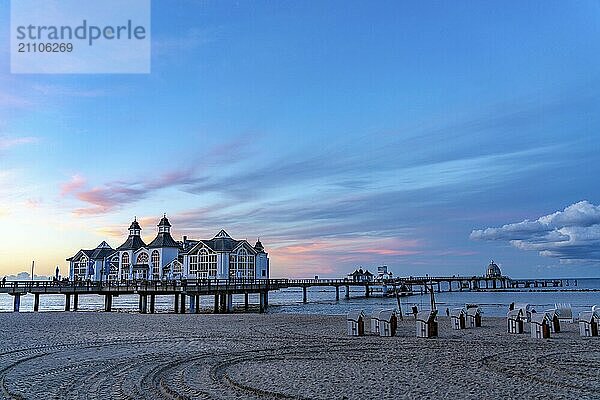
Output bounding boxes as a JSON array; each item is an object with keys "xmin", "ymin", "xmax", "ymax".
[{"xmin": 147, "ymin": 214, "xmax": 181, "ymax": 279}]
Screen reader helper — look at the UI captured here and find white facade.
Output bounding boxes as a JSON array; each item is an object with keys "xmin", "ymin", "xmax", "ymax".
[{"xmin": 68, "ymin": 217, "xmax": 269, "ymax": 282}]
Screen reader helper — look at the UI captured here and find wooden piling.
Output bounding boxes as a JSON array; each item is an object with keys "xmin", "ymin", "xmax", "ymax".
[
  {"xmin": 104, "ymin": 294, "xmax": 112, "ymax": 312},
  {"xmin": 33, "ymin": 293, "xmax": 40, "ymax": 312},
  {"xmin": 65, "ymin": 294, "xmax": 71, "ymax": 312},
  {"xmin": 13, "ymin": 294, "xmax": 21, "ymax": 312}
]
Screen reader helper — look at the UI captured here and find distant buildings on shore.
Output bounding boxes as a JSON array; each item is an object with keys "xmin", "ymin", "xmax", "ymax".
[
  {"xmin": 67, "ymin": 216, "xmax": 269, "ymax": 281},
  {"xmin": 347, "ymin": 265, "xmax": 393, "ymax": 282}
]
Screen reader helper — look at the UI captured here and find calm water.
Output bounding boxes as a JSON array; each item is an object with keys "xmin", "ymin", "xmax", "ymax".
[{"xmin": 1, "ymin": 278, "xmax": 599, "ymax": 317}]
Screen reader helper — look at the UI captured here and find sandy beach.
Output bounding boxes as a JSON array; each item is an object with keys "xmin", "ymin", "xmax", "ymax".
[{"xmin": 0, "ymin": 312, "xmax": 597, "ymax": 399}]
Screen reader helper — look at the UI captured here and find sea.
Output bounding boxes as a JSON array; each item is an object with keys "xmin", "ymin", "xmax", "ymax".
[{"xmin": 1, "ymin": 278, "xmax": 599, "ymax": 317}]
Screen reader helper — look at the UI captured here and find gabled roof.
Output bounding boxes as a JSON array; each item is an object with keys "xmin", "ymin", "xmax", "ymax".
[
  {"xmin": 66, "ymin": 249, "xmax": 94, "ymax": 261},
  {"xmin": 116, "ymin": 235, "xmax": 147, "ymax": 251}
]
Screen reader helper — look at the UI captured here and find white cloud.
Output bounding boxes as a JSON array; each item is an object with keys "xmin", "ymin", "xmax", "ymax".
[{"xmin": 470, "ymin": 201, "xmax": 600, "ymax": 263}]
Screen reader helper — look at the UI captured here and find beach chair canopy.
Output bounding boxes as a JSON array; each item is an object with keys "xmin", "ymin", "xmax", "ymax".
[
  {"xmin": 371, "ymin": 309, "xmax": 384, "ymax": 321},
  {"xmin": 450, "ymin": 308, "xmax": 466, "ymax": 318},
  {"xmin": 466, "ymin": 307, "xmax": 480, "ymax": 317},
  {"xmin": 530, "ymin": 312, "xmax": 550, "ymax": 326},
  {"xmin": 579, "ymin": 311, "xmax": 595, "ymax": 324},
  {"xmin": 347, "ymin": 310, "xmax": 365, "ymax": 322},
  {"xmin": 507, "ymin": 309, "xmax": 523, "ymax": 319},
  {"xmin": 416, "ymin": 310, "xmax": 437, "ymax": 323},
  {"xmin": 378, "ymin": 309, "xmax": 396, "ymax": 322}
]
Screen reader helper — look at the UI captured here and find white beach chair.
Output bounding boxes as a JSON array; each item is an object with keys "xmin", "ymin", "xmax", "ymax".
[{"xmin": 554, "ymin": 303, "xmax": 573, "ymax": 323}]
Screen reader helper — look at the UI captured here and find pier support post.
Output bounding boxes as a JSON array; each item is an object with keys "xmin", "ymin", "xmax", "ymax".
[
  {"xmin": 73, "ymin": 294, "xmax": 79, "ymax": 311},
  {"xmin": 180, "ymin": 294, "xmax": 186, "ymax": 314},
  {"xmin": 219, "ymin": 294, "xmax": 227, "ymax": 313},
  {"xmin": 33, "ymin": 293, "xmax": 40, "ymax": 312},
  {"xmin": 65, "ymin": 294, "xmax": 71, "ymax": 312},
  {"xmin": 195, "ymin": 295, "xmax": 200, "ymax": 314},
  {"xmin": 335, "ymin": 286, "xmax": 340, "ymax": 301},
  {"xmin": 214, "ymin": 295, "xmax": 219, "ymax": 313},
  {"xmin": 264, "ymin": 292, "xmax": 268, "ymax": 308},
  {"xmin": 149, "ymin": 294, "xmax": 155, "ymax": 314},
  {"xmin": 174, "ymin": 293, "xmax": 180, "ymax": 314},
  {"xmin": 259, "ymin": 292, "xmax": 265, "ymax": 313},
  {"xmin": 244, "ymin": 293, "xmax": 249, "ymax": 310},
  {"xmin": 139, "ymin": 294, "xmax": 148, "ymax": 314},
  {"xmin": 345, "ymin": 285, "xmax": 350, "ymax": 299},
  {"xmin": 448, "ymin": 281, "xmax": 452, "ymax": 292},
  {"xmin": 13, "ymin": 294, "xmax": 21, "ymax": 313},
  {"xmin": 104, "ymin": 294, "xmax": 112, "ymax": 312},
  {"xmin": 227, "ymin": 294, "xmax": 233, "ymax": 313},
  {"xmin": 190, "ymin": 295, "xmax": 196, "ymax": 313},
  {"xmin": 303, "ymin": 287, "xmax": 308, "ymax": 304},
  {"xmin": 365, "ymin": 286, "xmax": 370, "ymax": 298},
  {"xmin": 437, "ymin": 282, "xmax": 441, "ymax": 293}
]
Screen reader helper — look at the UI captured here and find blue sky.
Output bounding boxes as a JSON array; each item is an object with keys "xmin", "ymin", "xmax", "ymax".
[{"xmin": 1, "ymin": 1, "xmax": 600, "ymax": 278}]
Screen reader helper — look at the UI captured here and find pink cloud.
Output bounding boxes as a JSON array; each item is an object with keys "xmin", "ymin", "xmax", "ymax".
[{"xmin": 60, "ymin": 174, "xmax": 86, "ymax": 196}]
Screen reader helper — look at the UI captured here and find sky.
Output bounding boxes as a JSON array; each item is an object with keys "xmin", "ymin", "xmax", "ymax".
[{"xmin": 1, "ymin": 1, "xmax": 600, "ymax": 279}]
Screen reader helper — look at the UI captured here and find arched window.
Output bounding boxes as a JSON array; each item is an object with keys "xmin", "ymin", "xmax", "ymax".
[
  {"xmin": 76, "ymin": 256, "xmax": 88, "ymax": 279},
  {"xmin": 108, "ymin": 256, "xmax": 119, "ymax": 279},
  {"xmin": 229, "ymin": 248, "xmax": 255, "ymax": 280},
  {"xmin": 121, "ymin": 253, "xmax": 130, "ymax": 280},
  {"xmin": 151, "ymin": 250, "xmax": 160, "ymax": 279},
  {"xmin": 137, "ymin": 252, "xmax": 149, "ymax": 264},
  {"xmin": 173, "ymin": 260, "xmax": 183, "ymax": 276}
]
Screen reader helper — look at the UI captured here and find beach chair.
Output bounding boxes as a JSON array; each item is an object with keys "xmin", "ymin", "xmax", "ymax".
[
  {"xmin": 416, "ymin": 310, "xmax": 438, "ymax": 338},
  {"xmin": 370, "ymin": 309, "xmax": 383, "ymax": 334},
  {"xmin": 554, "ymin": 303, "xmax": 573, "ymax": 323},
  {"xmin": 347, "ymin": 310, "xmax": 365, "ymax": 336},
  {"xmin": 544, "ymin": 309, "xmax": 561, "ymax": 333},
  {"xmin": 450, "ymin": 308, "xmax": 466, "ymax": 330},
  {"xmin": 466, "ymin": 307, "xmax": 482, "ymax": 328},
  {"xmin": 378, "ymin": 309, "xmax": 398, "ymax": 337},
  {"xmin": 578, "ymin": 311, "xmax": 599, "ymax": 337},
  {"xmin": 507, "ymin": 309, "xmax": 524, "ymax": 334},
  {"xmin": 530, "ymin": 312, "xmax": 551, "ymax": 339}
]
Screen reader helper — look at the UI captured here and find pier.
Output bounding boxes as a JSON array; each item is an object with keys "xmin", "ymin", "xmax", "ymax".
[{"xmin": 0, "ymin": 274, "xmax": 576, "ymax": 313}]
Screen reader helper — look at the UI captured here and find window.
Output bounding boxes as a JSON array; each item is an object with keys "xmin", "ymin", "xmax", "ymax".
[
  {"xmin": 173, "ymin": 261, "xmax": 183, "ymax": 276},
  {"xmin": 108, "ymin": 256, "xmax": 119, "ymax": 280},
  {"xmin": 189, "ymin": 255, "xmax": 199, "ymax": 275},
  {"xmin": 121, "ymin": 253, "xmax": 130, "ymax": 280},
  {"xmin": 75, "ymin": 256, "xmax": 87, "ymax": 279},
  {"xmin": 229, "ymin": 248, "xmax": 255, "ymax": 280},
  {"xmin": 190, "ymin": 247, "xmax": 217, "ymax": 278},
  {"xmin": 151, "ymin": 250, "xmax": 160, "ymax": 279},
  {"xmin": 137, "ymin": 252, "xmax": 149, "ymax": 264}
]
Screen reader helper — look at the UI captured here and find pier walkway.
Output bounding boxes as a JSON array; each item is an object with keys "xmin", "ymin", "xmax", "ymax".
[{"xmin": 0, "ymin": 275, "xmax": 572, "ymax": 313}]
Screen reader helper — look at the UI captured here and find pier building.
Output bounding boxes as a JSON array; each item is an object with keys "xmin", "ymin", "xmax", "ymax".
[{"xmin": 67, "ymin": 216, "xmax": 269, "ymax": 282}]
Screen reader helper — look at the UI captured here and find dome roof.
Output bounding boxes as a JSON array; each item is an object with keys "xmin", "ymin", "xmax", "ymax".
[
  {"xmin": 129, "ymin": 218, "xmax": 141, "ymax": 231},
  {"xmin": 486, "ymin": 260, "xmax": 501, "ymax": 278},
  {"xmin": 158, "ymin": 214, "xmax": 171, "ymax": 227},
  {"xmin": 254, "ymin": 238, "xmax": 264, "ymax": 252}
]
